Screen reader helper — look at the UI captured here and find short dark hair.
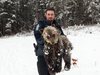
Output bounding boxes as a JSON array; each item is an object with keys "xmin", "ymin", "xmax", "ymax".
[{"xmin": 46, "ymin": 7, "xmax": 55, "ymax": 13}]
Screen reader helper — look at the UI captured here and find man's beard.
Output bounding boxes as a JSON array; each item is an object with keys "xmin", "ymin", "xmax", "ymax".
[
  {"xmin": 49, "ymin": 20, "xmax": 53, "ymax": 23},
  {"xmin": 48, "ymin": 19, "xmax": 53, "ymax": 24}
]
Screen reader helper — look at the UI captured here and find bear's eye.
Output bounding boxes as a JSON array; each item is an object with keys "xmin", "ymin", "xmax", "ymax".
[
  {"xmin": 47, "ymin": 35, "xmax": 50, "ymax": 39},
  {"xmin": 52, "ymin": 34, "xmax": 55, "ymax": 38}
]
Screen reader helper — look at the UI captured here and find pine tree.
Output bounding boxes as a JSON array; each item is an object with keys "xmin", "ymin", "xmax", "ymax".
[
  {"xmin": 16, "ymin": 0, "xmax": 34, "ymax": 32},
  {"xmin": 0, "ymin": 1, "xmax": 16, "ymax": 35},
  {"xmin": 0, "ymin": 2, "xmax": 3, "ymax": 36}
]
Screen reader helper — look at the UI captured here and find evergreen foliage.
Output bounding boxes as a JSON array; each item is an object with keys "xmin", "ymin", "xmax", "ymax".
[{"xmin": 0, "ymin": 0, "xmax": 100, "ymax": 36}]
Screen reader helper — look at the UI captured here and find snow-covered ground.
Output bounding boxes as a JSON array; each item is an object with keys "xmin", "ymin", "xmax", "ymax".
[{"xmin": 0, "ymin": 25, "xmax": 100, "ymax": 75}]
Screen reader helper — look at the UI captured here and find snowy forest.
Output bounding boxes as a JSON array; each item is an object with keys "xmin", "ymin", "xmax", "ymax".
[{"xmin": 0, "ymin": 0, "xmax": 100, "ymax": 36}]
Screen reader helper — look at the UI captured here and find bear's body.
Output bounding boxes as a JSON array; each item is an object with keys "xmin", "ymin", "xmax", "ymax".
[{"xmin": 40, "ymin": 26, "xmax": 73, "ymax": 75}]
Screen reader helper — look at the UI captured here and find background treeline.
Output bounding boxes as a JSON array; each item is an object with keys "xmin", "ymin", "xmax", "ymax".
[{"xmin": 0, "ymin": 0, "xmax": 100, "ymax": 36}]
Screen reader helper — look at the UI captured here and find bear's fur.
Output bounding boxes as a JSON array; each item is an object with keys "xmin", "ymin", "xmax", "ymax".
[{"xmin": 40, "ymin": 26, "xmax": 73, "ymax": 75}]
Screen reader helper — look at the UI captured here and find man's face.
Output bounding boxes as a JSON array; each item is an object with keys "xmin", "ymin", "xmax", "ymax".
[{"xmin": 45, "ymin": 10, "xmax": 55, "ymax": 22}]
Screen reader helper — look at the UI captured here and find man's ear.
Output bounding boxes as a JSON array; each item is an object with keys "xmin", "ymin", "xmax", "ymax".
[{"xmin": 39, "ymin": 28, "xmax": 44, "ymax": 33}]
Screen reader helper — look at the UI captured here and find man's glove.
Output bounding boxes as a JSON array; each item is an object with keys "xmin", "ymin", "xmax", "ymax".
[{"xmin": 33, "ymin": 43, "xmax": 38, "ymax": 56}]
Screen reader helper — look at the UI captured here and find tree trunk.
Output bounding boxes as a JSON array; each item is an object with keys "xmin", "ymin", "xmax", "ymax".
[{"xmin": 62, "ymin": 0, "xmax": 66, "ymax": 27}]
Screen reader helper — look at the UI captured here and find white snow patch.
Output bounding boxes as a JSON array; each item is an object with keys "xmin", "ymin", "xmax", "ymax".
[{"xmin": 0, "ymin": 25, "xmax": 100, "ymax": 75}]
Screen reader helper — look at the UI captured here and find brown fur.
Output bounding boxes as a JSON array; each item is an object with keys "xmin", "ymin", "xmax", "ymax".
[
  {"xmin": 40, "ymin": 26, "xmax": 73, "ymax": 75},
  {"xmin": 40, "ymin": 26, "xmax": 61, "ymax": 45}
]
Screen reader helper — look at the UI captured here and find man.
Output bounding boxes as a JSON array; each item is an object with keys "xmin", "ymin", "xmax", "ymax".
[{"xmin": 34, "ymin": 8, "xmax": 64, "ymax": 75}]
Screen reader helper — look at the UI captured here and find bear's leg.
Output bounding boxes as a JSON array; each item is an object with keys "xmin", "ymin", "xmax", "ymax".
[
  {"xmin": 49, "ymin": 72, "xmax": 55, "ymax": 75},
  {"xmin": 54, "ymin": 57, "xmax": 62, "ymax": 72},
  {"xmin": 63, "ymin": 53, "xmax": 71, "ymax": 71}
]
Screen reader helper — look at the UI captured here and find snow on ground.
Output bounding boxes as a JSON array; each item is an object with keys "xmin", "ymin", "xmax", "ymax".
[
  {"xmin": 0, "ymin": 25, "xmax": 100, "ymax": 75},
  {"xmin": 0, "ymin": 36, "xmax": 37, "ymax": 75}
]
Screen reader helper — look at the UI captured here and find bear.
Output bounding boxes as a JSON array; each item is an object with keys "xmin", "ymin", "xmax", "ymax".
[{"xmin": 39, "ymin": 26, "xmax": 73, "ymax": 75}]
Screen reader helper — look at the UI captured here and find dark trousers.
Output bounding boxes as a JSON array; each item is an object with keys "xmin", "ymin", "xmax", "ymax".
[{"xmin": 37, "ymin": 56, "xmax": 50, "ymax": 75}]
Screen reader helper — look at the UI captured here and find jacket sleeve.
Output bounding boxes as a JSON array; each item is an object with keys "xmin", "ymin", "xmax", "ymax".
[
  {"xmin": 56, "ymin": 25, "xmax": 65, "ymax": 35},
  {"xmin": 34, "ymin": 22, "xmax": 44, "ymax": 45}
]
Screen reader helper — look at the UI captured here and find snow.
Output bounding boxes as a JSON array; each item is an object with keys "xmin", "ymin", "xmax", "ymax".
[
  {"xmin": 0, "ymin": 25, "xmax": 100, "ymax": 75},
  {"xmin": 0, "ymin": 12, "xmax": 7, "ymax": 15},
  {"xmin": 0, "ymin": 0, "xmax": 7, "ymax": 2}
]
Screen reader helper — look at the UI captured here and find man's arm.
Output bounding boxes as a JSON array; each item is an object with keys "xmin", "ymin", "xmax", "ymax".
[
  {"xmin": 34, "ymin": 22, "xmax": 44, "ymax": 45},
  {"xmin": 56, "ymin": 25, "xmax": 65, "ymax": 35}
]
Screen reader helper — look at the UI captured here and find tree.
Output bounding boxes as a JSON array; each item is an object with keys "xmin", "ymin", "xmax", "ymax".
[
  {"xmin": 0, "ymin": 2, "xmax": 3, "ymax": 36},
  {"xmin": 0, "ymin": 1, "xmax": 16, "ymax": 35},
  {"xmin": 16, "ymin": 0, "xmax": 34, "ymax": 32},
  {"xmin": 0, "ymin": 0, "xmax": 100, "ymax": 37}
]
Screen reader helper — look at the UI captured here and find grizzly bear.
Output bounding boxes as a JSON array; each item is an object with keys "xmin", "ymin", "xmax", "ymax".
[{"xmin": 39, "ymin": 26, "xmax": 73, "ymax": 75}]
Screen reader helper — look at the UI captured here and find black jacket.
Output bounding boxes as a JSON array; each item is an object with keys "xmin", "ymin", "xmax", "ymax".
[{"xmin": 34, "ymin": 20, "xmax": 65, "ymax": 56}]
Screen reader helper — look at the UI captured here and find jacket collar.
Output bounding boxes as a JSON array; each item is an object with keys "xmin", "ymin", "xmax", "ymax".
[{"xmin": 45, "ymin": 20, "xmax": 57, "ymax": 26}]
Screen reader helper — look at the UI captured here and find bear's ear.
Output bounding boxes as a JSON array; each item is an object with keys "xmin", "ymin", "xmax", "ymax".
[
  {"xmin": 57, "ymin": 29, "xmax": 61, "ymax": 35},
  {"xmin": 39, "ymin": 28, "xmax": 44, "ymax": 33}
]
